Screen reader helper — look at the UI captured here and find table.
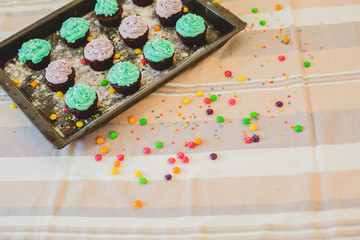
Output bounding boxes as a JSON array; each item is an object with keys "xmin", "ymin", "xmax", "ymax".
[{"xmin": 1, "ymin": 0, "xmax": 360, "ymax": 239}]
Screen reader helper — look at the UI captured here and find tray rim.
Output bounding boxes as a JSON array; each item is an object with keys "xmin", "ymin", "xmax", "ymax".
[{"xmin": 0, "ymin": 0, "xmax": 246, "ymax": 149}]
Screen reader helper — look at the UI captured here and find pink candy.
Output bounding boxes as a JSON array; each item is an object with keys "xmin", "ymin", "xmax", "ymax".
[{"xmin": 143, "ymin": 147, "xmax": 151, "ymax": 154}]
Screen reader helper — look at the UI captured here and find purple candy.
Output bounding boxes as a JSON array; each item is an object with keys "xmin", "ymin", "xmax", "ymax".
[
  {"xmin": 210, "ymin": 153, "xmax": 217, "ymax": 160},
  {"xmin": 164, "ymin": 174, "xmax": 172, "ymax": 181},
  {"xmin": 206, "ymin": 109, "xmax": 213, "ymax": 115},
  {"xmin": 252, "ymin": 135, "xmax": 260, "ymax": 142},
  {"xmin": 275, "ymin": 101, "xmax": 283, "ymax": 107}
]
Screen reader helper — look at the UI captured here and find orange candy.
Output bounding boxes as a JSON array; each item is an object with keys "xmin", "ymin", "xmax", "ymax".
[
  {"xmin": 173, "ymin": 167, "xmax": 180, "ymax": 174},
  {"xmin": 134, "ymin": 200, "xmax": 142, "ymax": 208},
  {"xmin": 101, "ymin": 146, "xmax": 109, "ymax": 154},
  {"xmin": 30, "ymin": 81, "xmax": 38, "ymax": 87},
  {"xmin": 96, "ymin": 137, "xmax": 104, "ymax": 144},
  {"xmin": 113, "ymin": 161, "xmax": 121, "ymax": 167},
  {"xmin": 154, "ymin": 25, "xmax": 161, "ymax": 31},
  {"xmin": 275, "ymin": 4, "xmax": 282, "ymax": 10},
  {"xmin": 194, "ymin": 138, "xmax": 202, "ymax": 145},
  {"xmin": 128, "ymin": 117, "xmax": 137, "ymax": 124}
]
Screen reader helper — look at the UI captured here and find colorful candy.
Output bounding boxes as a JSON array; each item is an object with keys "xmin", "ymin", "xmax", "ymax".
[
  {"xmin": 164, "ymin": 174, "xmax": 172, "ymax": 181},
  {"xmin": 95, "ymin": 154, "xmax": 102, "ymax": 161},
  {"xmin": 143, "ymin": 147, "xmax": 151, "ymax": 154},
  {"xmin": 210, "ymin": 153, "xmax": 217, "ymax": 160}
]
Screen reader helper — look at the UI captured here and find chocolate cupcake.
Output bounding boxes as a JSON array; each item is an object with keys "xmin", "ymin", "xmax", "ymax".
[
  {"xmin": 176, "ymin": 13, "xmax": 207, "ymax": 46},
  {"xmin": 18, "ymin": 39, "xmax": 51, "ymax": 71},
  {"xmin": 132, "ymin": 0, "xmax": 153, "ymax": 7},
  {"xmin": 84, "ymin": 38, "xmax": 115, "ymax": 71},
  {"xmin": 143, "ymin": 38, "xmax": 174, "ymax": 70},
  {"xmin": 108, "ymin": 62, "xmax": 141, "ymax": 96},
  {"xmin": 155, "ymin": 0, "xmax": 183, "ymax": 27},
  {"xmin": 65, "ymin": 83, "xmax": 98, "ymax": 119},
  {"xmin": 60, "ymin": 18, "xmax": 89, "ymax": 48},
  {"xmin": 44, "ymin": 59, "xmax": 75, "ymax": 93},
  {"xmin": 119, "ymin": 16, "xmax": 149, "ymax": 48},
  {"xmin": 95, "ymin": 0, "xmax": 123, "ymax": 27}
]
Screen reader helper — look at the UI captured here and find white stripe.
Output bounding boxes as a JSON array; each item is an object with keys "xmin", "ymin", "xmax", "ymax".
[
  {"xmin": 0, "ymin": 143, "xmax": 359, "ymax": 181},
  {"xmin": 0, "ymin": 1, "xmax": 69, "ymax": 13},
  {"xmin": 240, "ymin": 4, "xmax": 360, "ymax": 31}
]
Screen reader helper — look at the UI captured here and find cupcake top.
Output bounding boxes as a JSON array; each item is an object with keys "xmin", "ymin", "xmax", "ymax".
[
  {"xmin": 60, "ymin": 18, "xmax": 89, "ymax": 43},
  {"xmin": 95, "ymin": 0, "xmax": 119, "ymax": 16},
  {"xmin": 119, "ymin": 16, "xmax": 149, "ymax": 39},
  {"xmin": 176, "ymin": 13, "xmax": 205, "ymax": 38},
  {"xmin": 144, "ymin": 38, "xmax": 174, "ymax": 62},
  {"xmin": 156, "ymin": 0, "xmax": 182, "ymax": 18},
  {"xmin": 45, "ymin": 59, "xmax": 72, "ymax": 84},
  {"xmin": 65, "ymin": 83, "xmax": 97, "ymax": 111},
  {"xmin": 108, "ymin": 62, "xmax": 140, "ymax": 86},
  {"xmin": 18, "ymin": 39, "xmax": 51, "ymax": 64},
  {"xmin": 84, "ymin": 38, "xmax": 114, "ymax": 61}
]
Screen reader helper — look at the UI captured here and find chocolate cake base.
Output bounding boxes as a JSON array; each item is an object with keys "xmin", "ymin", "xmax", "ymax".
[
  {"xmin": 155, "ymin": 10, "xmax": 183, "ymax": 27},
  {"xmin": 145, "ymin": 54, "xmax": 174, "ymax": 70},
  {"xmin": 110, "ymin": 72, "xmax": 141, "ymax": 96},
  {"xmin": 43, "ymin": 68, "xmax": 75, "ymax": 93},
  {"xmin": 65, "ymin": 95, "xmax": 99, "ymax": 119},
  {"xmin": 177, "ymin": 23, "xmax": 208, "ymax": 46},
  {"xmin": 132, "ymin": 0, "xmax": 153, "ymax": 7},
  {"xmin": 61, "ymin": 30, "xmax": 90, "ymax": 48},
  {"xmin": 24, "ymin": 53, "xmax": 51, "ymax": 71},
  {"xmin": 120, "ymin": 29, "xmax": 149, "ymax": 48},
  {"xmin": 84, "ymin": 50, "xmax": 115, "ymax": 72},
  {"xmin": 96, "ymin": 7, "xmax": 123, "ymax": 28}
]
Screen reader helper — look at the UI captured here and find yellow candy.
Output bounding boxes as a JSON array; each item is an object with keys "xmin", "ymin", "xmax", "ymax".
[
  {"xmin": 109, "ymin": 87, "xmax": 116, "ymax": 94},
  {"xmin": 50, "ymin": 114, "xmax": 57, "ymax": 120},
  {"xmin": 183, "ymin": 98, "xmax": 191, "ymax": 104},
  {"xmin": 249, "ymin": 124, "xmax": 258, "ymax": 131},
  {"xmin": 56, "ymin": 91, "xmax": 63, "ymax": 98},
  {"xmin": 196, "ymin": 90, "xmax": 203, "ymax": 96},
  {"xmin": 76, "ymin": 121, "xmax": 84, "ymax": 128},
  {"xmin": 214, "ymin": 0, "xmax": 220, "ymax": 3},
  {"xmin": 87, "ymin": 37, "xmax": 93, "ymax": 42},
  {"xmin": 114, "ymin": 53, "xmax": 120, "ymax": 59},
  {"xmin": 13, "ymin": 79, "xmax": 20, "ymax": 85},
  {"xmin": 134, "ymin": 171, "xmax": 142, "ymax": 178},
  {"xmin": 134, "ymin": 49, "xmax": 142, "ymax": 54},
  {"xmin": 10, "ymin": 103, "xmax": 17, "ymax": 108},
  {"xmin": 111, "ymin": 168, "xmax": 119, "ymax": 175},
  {"xmin": 237, "ymin": 76, "xmax": 245, "ymax": 82},
  {"xmin": 183, "ymin": 7, "xmax": 188, "ymax": 12}
]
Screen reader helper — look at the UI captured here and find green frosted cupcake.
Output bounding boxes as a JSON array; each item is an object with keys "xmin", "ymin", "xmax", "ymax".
[
  {"xmin": 108, "ymin": 62, "xmax": 141, "ymax": 96},
  {"xmin": 95, "ymin": 0, "xmax": 123, "ymax": 27},
  {"xmin": 143, "ymin": 38, "xmax": 175, "ymax": 70},
  {"xmin": 65, "ymin": 83, "xmax": 98, "ymax": 119},
  {"xmin": 60, "ymin": 17, "xmax": 89, "ymax": 48},
  {"xmin": 18, "ymin": 38, "xmax": 51, "ymax": 71},
  {"xmin": 176, "ymin": 13, "xmax": 207, "ymax": 46}
]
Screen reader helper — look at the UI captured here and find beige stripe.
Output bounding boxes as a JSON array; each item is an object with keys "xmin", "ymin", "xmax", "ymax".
[{"xmin": 0, "ymin": 170, "xmax": 359, "ymax": 211}]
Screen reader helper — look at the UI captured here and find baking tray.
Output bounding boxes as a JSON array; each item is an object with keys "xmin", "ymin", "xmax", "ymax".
[{"xmin": 0, "ymin": 0, "xmax": 246, "ymax": 149}]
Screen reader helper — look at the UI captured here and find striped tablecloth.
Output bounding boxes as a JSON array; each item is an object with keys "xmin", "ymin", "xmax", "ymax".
[{"xmin": 1, "ymin": 0, "xmax": 360, "ymax": 239}]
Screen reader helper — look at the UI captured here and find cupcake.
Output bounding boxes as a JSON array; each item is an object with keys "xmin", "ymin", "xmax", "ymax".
[
  {"xmin": 108, "ymin": 62, "xmax": 141, "ymax": 96},
  {"xmin": 65, "ymin": 83, "xmax": 98, "ymax": 119},
  {"xmin": 132, "ymin": 0, "xmax": 153, "ymax": 7},
  {"xmin": 95, "ymin": 0, "xmax": 123, "ymax": 27},
  {"xmin": 18, "ymin": 39, "xmax": 51, "ymax": 71},
  {"xmin": 143, "ymin": 38, "xmax": 175, "ymax": 70},
  {"xmin": 176, "ymin": 13, "xmax": 207, "ymax": 46},
  {"xmin": 60, "ymin": 17, "xmax": 89, "ymax": 48},
  {"xmin": 84, "ymin": 38, "xmax": 115, "ymax": 71},
  {"xmin": 155, "ymin": 0, "xmax": 183, "ymax": 27},
  {"xmin": 44, "ymin": 59, "xmax": 75, "ymax": 93},
  {"xmin": 119, "ymin": 16, "xmax": 149, "ymax": 48}
]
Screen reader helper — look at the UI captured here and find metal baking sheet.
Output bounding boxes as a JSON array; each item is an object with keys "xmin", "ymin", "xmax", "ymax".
[{"xmin": 0, "ymin": 0, "xmax": 246, "ymax": 149}]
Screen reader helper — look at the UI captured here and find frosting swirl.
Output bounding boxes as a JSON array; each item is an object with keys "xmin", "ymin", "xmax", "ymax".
[
  {"xmin": 45, "ymin": 59, "xmax": 72, "ymax": 84},
  {"xmin": 176, "ymin": 13, "xmax": 205, "ymax": 38},
  {"xmin": 156, "ymin": 0, "xmax": 182, "ymax": 18},
  {"xmin": 18, "ymin": 39, "xmax": 51, "ymax": 64},
  {"xmin": 65, "ymin": 83, "xmax": 97, "ymax": 111},
  {"xmin": 119, "ymin": 16, "xmax": 148, "ymax": 39},
  {"xmin": 108, "ymin": 62, "xmax": 140, "ymax": 86},
  {"xmin": 144, "ymin": 38, "xmax": 174, "ymax": 62},
  {"xmin": 95, "ymin": 0, "xmax": 119, "ymax": 16},
  {"xmin": 84, "ymin": 38, "xmax": 114, "ymax": 61},
  {"xmin": 60, "ymin": 18, "xmax": 89, "ymax": 43}
]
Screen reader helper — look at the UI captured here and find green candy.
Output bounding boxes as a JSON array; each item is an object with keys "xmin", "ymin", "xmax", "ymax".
[
  {"xmin": 155, "ymin": 141, "xmax": 163, "ymax": 148},
  {"xmin": 260, "ymin": 20, "xmax": 266, "ymax": 26},
  {"xmin": 304, "ymin": 62, "xmax": 311, "ymax": 67},
  {"xmin": 217, "ymin": 116, "xmax": 224, "ymax": 123},
  {"xmin": 139, "ymin": 177, "xmax": 147, "ymax": 184},
  {"xmin": 252, "ymin": 8, "xmax": 258, "ymax": 13},
  {"xmin": 210, "ymin": 95, "xmax": 217, "ymax": 101},
  {"xmin": 109, "ymin": 131, "xmax": 117, "ymax": 138},
  {"xmin": 242, "ymin": 118, "xmax": 250, "ymax": 124},
  {"xmin": 140, "ymin": 118, "xmax": 147, "ymax": 125},
  {"xmin": 250, "ymin": 112, "xmax": 258, "ymax": 118},
  {"xmin": 101, "ymin": 80, "xmax": 108, "ymax": 86},
  {"xmin": 294, "ymin": 125, "xmax": 303, "ymax": 132}
]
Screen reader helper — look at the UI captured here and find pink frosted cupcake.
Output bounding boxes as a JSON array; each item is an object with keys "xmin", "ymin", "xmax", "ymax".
[
  {"xmin": 44, "ymin": 59, "xmax": 75, "ymax": 92},
  {"xmin": 155, "ymin": 0, "xmax": 183, "ymax": 27},
  {"xmin": 119, "ymin": 16, "xmax": 149, "ymax": 48},
  {"xmin": 84, "ymin": 38, "xmax": 115, "ymax": 71}
]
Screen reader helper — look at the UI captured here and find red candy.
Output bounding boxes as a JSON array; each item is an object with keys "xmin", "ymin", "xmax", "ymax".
[
  {"xmin": 188, "ymin": 142, "xmax": 196, "ymax": 148},
  {"xmin": 244, "ymin": 136, "xmax": 252, "ymax": 143},
  {"xmin": 117, "ymin": 154, "xmax": 125, "ymax": 161},
  {"xmin": 228, "ymin": 99, "xmax": 236, "ymax": 105},
  {"xmin": 177, "ymin": 152, "xmax": 184, "ymax": 159},
  {"xmin": 141, "ymin": 58, "xmax": 146, "ymax": 64},
  {"xmin": 168, "ymin": 158, "xmax": 176, "ymax": 164},
  {"xmin": 95, "ymin": 154, "xmax": 102, "ymax": 161},
  {"xmin": 143, "ymin": 147, "xmax": 151, "ymax": 154},
  {"xmin": 278, "ymin": 55, "xmax": 285, "ymax": 61},
  {"xmin": 203, "ymin": 98, "xmax": 211, "ymax": 104},
  {"xmin": 182, "ymin": 156, "xmax": 189, "ymax": 163},
  {"xmin": 81, "ymin": 59, "xmax": 87, "ymax": 65},
  {"xmin": 225, "ymin": 70, "xmax": 232, "ymax": 77}
]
